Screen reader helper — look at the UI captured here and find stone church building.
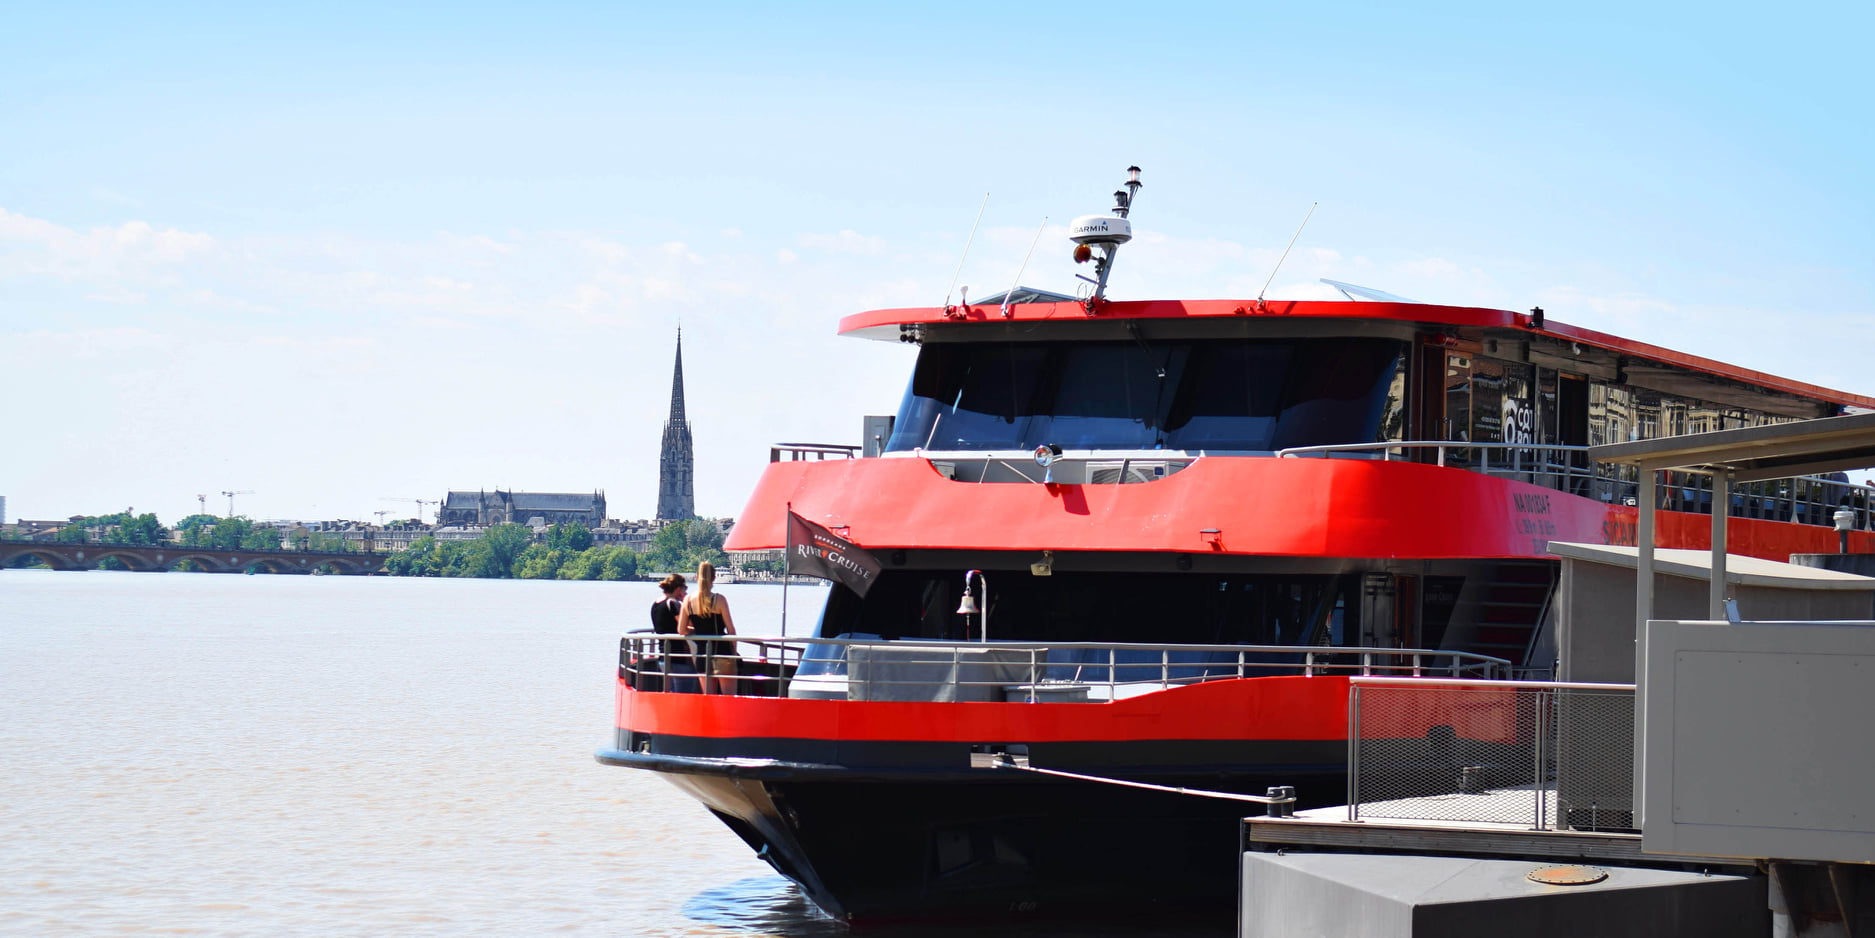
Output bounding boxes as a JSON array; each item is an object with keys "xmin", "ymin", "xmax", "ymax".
[
  {"xmin": 436, "ymin": 490, "xmax": 607, "ymax": 528},
  {"xmin": 433, "ymin": 330, "xmax": 694, "ymax": 533}
]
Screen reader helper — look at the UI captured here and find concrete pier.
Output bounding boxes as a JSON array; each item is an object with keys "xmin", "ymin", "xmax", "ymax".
[{"xmin": 1240, "ymin": 851, "xmax": 1765, "ymax": 938}]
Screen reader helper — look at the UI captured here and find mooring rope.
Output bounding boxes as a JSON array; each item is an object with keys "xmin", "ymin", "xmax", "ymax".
[{"xmin": 992, "ymin": 758, "xmax": 1294, "ymax": 807}]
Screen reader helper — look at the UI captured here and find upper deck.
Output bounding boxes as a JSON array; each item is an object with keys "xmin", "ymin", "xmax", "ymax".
[
  {"xmin": 724, "ymin": 295, "xmax": 1875, "ymax": 560},
  {"xmin": 840, "ymin": 297, "xmax": 1875, "ymax": 416}
]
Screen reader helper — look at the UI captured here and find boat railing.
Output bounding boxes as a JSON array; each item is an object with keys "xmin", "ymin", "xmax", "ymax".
[
  {"xmin": 770, "ymin": 443, "xmax": 860, "ymax": 463},
  {"xmin": 1278, "ymin": 440, "xmax": 1875, "ymax": 529},
  {"xmin": 1278, "ymin": 440, "xmax": 1600, "ymax": 488},
  {"xmin": 618, "ymin": 633, "xmax": 1511, "ymax": 701}
]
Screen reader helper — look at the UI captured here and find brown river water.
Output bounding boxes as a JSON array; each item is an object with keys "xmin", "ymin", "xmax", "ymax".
[{"xmin": 0, "ymin": 570, "xmax": 1226, "ymax": 937}]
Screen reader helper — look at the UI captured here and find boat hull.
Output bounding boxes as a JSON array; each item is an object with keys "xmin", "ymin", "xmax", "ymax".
[
  {"xmin": 597, "ymin": 743, "xmax": 1342, "ymax": 924},
  {"xmin": 600, "ymin": 672, "xmax": 1549, "ymax": 920},
  {"xmin": 600, "ymin": 676, "xmax": 1390, "ymax": 922}
]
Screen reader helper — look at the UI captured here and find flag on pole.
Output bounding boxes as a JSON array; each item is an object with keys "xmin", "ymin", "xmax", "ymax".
[{"xmin": 786, "ymin": 510, "xmax": 882, "ymax": 597}]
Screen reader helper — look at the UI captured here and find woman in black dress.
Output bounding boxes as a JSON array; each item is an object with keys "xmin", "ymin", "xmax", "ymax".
[{"xmin": 677, "ymin": 561, "xmax": 738, "ymax": 695}]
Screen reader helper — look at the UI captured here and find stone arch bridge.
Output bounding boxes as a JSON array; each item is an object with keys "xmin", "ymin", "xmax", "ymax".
[{"xmin": 0, "ymin": 542, "xmax": 388, "ymax": 575}]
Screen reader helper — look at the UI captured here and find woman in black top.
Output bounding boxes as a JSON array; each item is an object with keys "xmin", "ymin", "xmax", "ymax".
[
  {"xmin": 678, "ymin": 561, "xmax": 738, "ymax": 695},
  {"xmin": 649, "ymin": 574, "xmax": 692, "ymax": 689}
]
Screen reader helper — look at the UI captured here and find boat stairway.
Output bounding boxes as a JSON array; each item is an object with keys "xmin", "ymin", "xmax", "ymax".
[{"xmin": 1469, "ymin": 561, "xmax": 1556, "ymax": 666}]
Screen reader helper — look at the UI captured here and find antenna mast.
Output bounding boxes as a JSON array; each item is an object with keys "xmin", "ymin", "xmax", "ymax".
[
  {"xmin": 1069, "ymin": 166, "xmax": 1142, "ymax": 313},
  {"xmin": 1001, "ymin": 217, "xmax": 1049, "ymax": 320},
  {"xmin": 942, "ymin": 192, "xmax": 990, "ymax": 314},
  {"xmin": 1257, "ymin": 201, "xmax": 1318, "ymax": 310}
]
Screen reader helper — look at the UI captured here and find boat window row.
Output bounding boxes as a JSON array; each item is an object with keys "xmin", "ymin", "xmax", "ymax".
[
  {"xmin": 885, "ymin": 338, "xmax": 1406, "ymax": 453},
  {"xmin": 813, "ymin": 570, "xmax": 1395, "ymax": 647},
  {"xmin": 789, "ymin": 568, "xmax": 1490, "ymax": 679},
  {"xmin": 1436, "ymin": 351, "xmax": 1858, "ymax": 514},
  {"xmin": 1437, "ymin": 355, "xmax": 1800, "ymax": 453},
  {"xmin": 887, "ymin": 337, "xmax": 1812, "ymax": 461}
]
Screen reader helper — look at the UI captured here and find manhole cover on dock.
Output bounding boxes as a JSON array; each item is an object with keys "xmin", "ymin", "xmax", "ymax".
[{"xmin": 1526, "ymin": 865, "xmax": 1609, "ymax": 886}]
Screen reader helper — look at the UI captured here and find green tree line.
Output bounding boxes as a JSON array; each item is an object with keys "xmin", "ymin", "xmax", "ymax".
[
  {"xmin": 174, "ymin": 514, "xmax": 298, "ymax": 551},
  {"xmin": 382, "ymin": 520, "xmax": 727, "ymax": 580},
  {"xmin": 10, "ymin": 512, "xmax": 298, "ymax": 551},
  {"xmin": 7, "ymin": 513, "xmax": 729, "ymax": 581},
  {"xmin": 49, "ymin": 511, "xmax": 167, "ymax": 545}
]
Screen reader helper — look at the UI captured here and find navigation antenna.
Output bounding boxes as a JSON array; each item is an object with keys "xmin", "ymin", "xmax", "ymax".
[
  {"xmin": 1000, "ymin": 217, "xmax": 1049, "ymax": 319},
  {"xmin": 1070, "ymin": 166, "xmax": 1142, "ymax": 314},
  {"xmin": 1256, "ymin": 201, "xmax": 1318, "ymax": 311},
  {"xmin": 942, "ymin": 192, "xmax": 990, "ymax": 316}
]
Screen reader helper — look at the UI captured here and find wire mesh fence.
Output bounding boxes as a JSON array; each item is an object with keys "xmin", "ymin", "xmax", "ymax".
[{"xmin": 1348, "ymin": 679, "xmax": 1635, "ymax": 831}]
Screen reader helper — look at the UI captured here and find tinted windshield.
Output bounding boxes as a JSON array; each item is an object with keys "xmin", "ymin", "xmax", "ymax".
[
  {"xmin": 815, "ymin": 569, "xmax": 1356, "ymax": 648},
  {"xmin": 885, "ymin": 337, "xmax": 1403, "ymax": 452}
]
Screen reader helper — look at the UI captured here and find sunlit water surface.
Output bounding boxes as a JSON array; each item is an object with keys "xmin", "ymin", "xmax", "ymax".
[{"xmin": 0, "ymin": 571, "xmax": 1225, "ymax": 937}]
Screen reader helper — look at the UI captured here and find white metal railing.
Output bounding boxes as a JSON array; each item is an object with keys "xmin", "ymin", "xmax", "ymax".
[
  {"xmin": 769, "ymin": 443, "xmax": 860, "ymax": 463},
  {"xmin": 1279, "ymin": 440, "xmax": 1875, "ymax": 529},
  {"xmin": 1656, "ymin": 471, "xmax": 1875, "ymax": 530},
  {"xmin": 620, "ymin": 634, "xmax": 1510, "ymax": 701},
  {"xmin": 1278, "ymin": 440, "xmax": 1596, "ymax": 479},
  {"xmin": 1346, "ymin": 677, "xmax": 1636, "ymax": 832}
]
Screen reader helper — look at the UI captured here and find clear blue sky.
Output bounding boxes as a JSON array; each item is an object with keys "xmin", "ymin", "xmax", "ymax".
[{"xmin": 5, "ymin": 2, "xmax": 1872, "ymax": 523}]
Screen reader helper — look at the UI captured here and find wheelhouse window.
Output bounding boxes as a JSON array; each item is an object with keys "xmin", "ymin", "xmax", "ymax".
[
  {"xmin": 885, "ymin": 338, "xmax": 1405, "ymax": 453},
  {"xmin": 812, "ymin": 570, "xmax": 1360, "ymax": 648}
]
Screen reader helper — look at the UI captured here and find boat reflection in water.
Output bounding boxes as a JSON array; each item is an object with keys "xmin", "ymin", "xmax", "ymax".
[
  {"xmin": 599, "ymin": 167, "xmax": 1875, "ymax": 925},
  {"xmin": 684, "ymin": 875, "xmax": 1231, "ymax": 937}
]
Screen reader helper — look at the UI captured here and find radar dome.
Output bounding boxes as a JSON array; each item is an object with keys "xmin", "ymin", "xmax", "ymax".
[{"xmin": 1068, "ymin": 214, "xmax": 1132, "ymax": 246}]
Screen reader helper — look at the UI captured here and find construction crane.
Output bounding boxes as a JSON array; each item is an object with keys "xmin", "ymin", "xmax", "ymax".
[
  {"xmin": 374, "ymin": 510, "xmax": 390, "ymax": 525},
  {"xmin": 381, "ymin": 497, "xmax": 440, "ymax": 524},
  {"xmin": 196, "ymin": 494, "xmax": 208, "ymax": 516},
  {"xmin": 221, "ymin": 490, "xmax": 254, "ymax": 517}
]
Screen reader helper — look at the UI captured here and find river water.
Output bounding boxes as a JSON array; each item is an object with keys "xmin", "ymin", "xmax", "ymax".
[{"xmin": 1, "ymin": 571, "xmax": 1225, "ymax": 937}]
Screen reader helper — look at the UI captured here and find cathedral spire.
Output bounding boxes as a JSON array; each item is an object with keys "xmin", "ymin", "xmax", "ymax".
[
  {"xmin": 667, "ymin": 325, "xmax": 687, "ymax": 425},
  {"xmin": 656, "ymin": 326, "xmax": 696, "ymax": 520}
]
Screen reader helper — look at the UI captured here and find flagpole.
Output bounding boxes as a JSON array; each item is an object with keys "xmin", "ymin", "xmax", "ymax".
[{"xmin": 780, "ymin": 502, "xmax": 791, "ymax": 639}]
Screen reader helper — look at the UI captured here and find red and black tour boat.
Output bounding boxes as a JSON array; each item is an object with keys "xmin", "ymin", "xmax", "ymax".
[{"xmin": 597, "ymin": 168, "xmax": 1875, "ymax": 924}]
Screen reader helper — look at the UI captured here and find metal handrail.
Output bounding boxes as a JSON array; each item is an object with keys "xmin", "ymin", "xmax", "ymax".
[
  {"xmin": 769, "ymin": 443, "xmax": 860, "ymax": 463},
  {"xmin": 619, "ymin": 632, "xmax": 1511, "ymax": 700},
  {"xmin": 1277, "ymin": 440, "xmax": 1592, "ymax": 470},
  {"xmin": 1350, "ymin": 677, "xmax": 1634, "ymax": 691},
  {"xmin": 1278, "ymin": 440, "xmax": 1875, "ymax": 529},
  {"xmin": 1281, "ymin": 441, "xmax": 1609, "ymax": 513}
]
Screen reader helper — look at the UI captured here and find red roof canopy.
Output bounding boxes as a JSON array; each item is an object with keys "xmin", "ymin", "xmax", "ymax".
[{"xmin": 838, "ymin": 298, "xmax": 1875, "ymax": 411}]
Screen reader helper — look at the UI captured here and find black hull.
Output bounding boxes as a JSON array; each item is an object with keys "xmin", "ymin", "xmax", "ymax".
[{"xmin": 597, "ymin": 741, "xmax": 1343, "ymax": 924}]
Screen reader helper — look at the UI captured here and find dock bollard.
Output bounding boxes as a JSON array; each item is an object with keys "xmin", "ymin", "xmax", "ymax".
[{"xmin": 1266, "ymin": 785, "xmax": 1295, "ymax": 818}]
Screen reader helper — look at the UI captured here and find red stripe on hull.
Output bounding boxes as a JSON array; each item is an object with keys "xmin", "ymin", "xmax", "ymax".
[
  {"xmin": 725, "ymin": 455, "xmax": 1874, "ymax": 561},
  {"xmin": 618, "ymin": 675, "xmax": 1353, "ymax": 743}
]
